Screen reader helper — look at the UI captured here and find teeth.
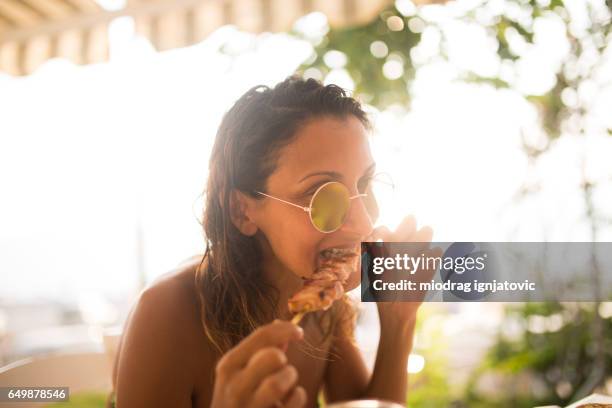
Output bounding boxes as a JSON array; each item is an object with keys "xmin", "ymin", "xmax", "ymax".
[{"xmin": 321, "ymin": 247, "xmax": 358, "ymax": 259}]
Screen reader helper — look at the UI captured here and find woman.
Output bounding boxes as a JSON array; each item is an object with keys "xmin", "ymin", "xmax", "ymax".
[{"xmin": 112, "ymin": 76, "xmax": 436, "ymax": 407}]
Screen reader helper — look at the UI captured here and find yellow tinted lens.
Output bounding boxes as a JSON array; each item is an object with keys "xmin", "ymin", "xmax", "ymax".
[{"xmin": 310, "ymin": 182, "xmax": 350, "ymax": 232}]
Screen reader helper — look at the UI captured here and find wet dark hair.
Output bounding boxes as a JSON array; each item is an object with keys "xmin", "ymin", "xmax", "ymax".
[{"xmin": 196, "ymin": 75, "xmax": 370, "ymax": 353}]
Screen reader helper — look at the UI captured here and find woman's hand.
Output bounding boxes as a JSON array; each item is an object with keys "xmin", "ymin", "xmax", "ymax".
[
  {"xmin": 366, "ymin": 215, "xmax": 442, "ymax": 330},
  {"xmin": 210, "ymin": 320, "xmax": 306, "ymax": 408}
]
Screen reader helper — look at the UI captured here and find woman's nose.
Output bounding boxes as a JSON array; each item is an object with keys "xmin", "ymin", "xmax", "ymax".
[{"xmin": 342, "ymin": 194, "xmax": 374, "ymax": 239}]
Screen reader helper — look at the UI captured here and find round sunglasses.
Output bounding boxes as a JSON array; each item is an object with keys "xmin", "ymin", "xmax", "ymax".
[{"xmin": 255, "ymin": 174, "xmax": 394, "ymax": 233}]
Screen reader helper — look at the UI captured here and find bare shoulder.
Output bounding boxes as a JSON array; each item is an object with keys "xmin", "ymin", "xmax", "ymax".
[
  {"xmin": 132, "ymin": 254, "xmax": 206, "ymax": 347},
  {"xmin": 143, "ymin": 255, "xmax": 204, "ymax": 316},
  {"xmin": 113, "ymin": 255, "xmax": 216, "ymax": 407}
]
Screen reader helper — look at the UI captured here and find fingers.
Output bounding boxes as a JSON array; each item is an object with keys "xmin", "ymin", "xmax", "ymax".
[
  {"xmin": 282, "ymin": 386, "xmax": 307, "ymax": 408},
  {"xmin": 368, "ymin": 216, "xmax": 434, "ymax": 245},
  {"xmin": 411, "ymin": 226, "xmax": 434, "ymax": 255},
  {"xmin": 395, "ymin": 215, "xmax": 417, "ymax": 241},
  {"xmin": 430, "ymin": 245, "xmax": 443, "ymax": 258},
  {"xmin": 413, "ymin": 225, "xmax": 433, "ymax": 243},
  {"xmin": 236, "ymin": 347, "xmax": 288, "ymax": 395},
  {"xmin": 251, "ymin": 365, "xmax": 299, "ymax": 407},
  {"xmin": 217, "ymin": 321, "xmax": 303, "ymax": 374}
]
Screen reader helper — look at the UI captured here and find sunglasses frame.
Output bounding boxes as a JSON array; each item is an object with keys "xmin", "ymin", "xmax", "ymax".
[{"xmin": 256, "ymin": 181, "xmax": 367, "ymax": 233}]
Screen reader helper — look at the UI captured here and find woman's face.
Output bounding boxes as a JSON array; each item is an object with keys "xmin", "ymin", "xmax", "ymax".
[{"xmin": 250, "ymin": 115, "xmax": 375, "ymax": 291}]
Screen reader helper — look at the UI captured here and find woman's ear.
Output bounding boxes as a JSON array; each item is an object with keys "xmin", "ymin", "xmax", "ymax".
[{"xmin": 229, "ymin": 190, "xmax": 258, "ymax": 236}]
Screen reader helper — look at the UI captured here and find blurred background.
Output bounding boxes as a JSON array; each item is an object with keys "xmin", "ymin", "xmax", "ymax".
[{"xmin": 0, "ymin": 0, "xmax": 611, "ymax": 406}]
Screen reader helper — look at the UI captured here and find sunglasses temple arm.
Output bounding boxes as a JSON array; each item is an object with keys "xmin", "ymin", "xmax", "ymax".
[
  {"xmin": 349, "ymin": 193, "xmax": 368, "ymax": 200},
  {"xmin": 256, "ymin": 192, "xmax": 311, "ymax": 212}
]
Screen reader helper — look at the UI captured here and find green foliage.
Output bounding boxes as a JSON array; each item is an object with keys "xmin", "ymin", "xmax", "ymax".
[
  {"xmin": 526, "ymin": 75, "xmax": 567, "ymax": 137},
  {"xmin": 465, "ymin": 302, "xmax": 612, "ymax": 407},
  {"xmin": 406, "ymin": 307, "xmax": 456, "ymax": 408},
  {"xmin": 295, "ymin": 9, "xmax": 421, "ymax": 109},
  {"xmin": 45, "ymin": 392, "xmax": 107, "ymax": 408},
  {"xmin": 296, "ymin": 0, "xmax": 611, "ymax": 138},
  {"xmin": 406, "ymin": 349, "xmax": 455, "ymax": 408},
  {"xmin": 494, "ymin": 15, "xmax": 534, "ymax": 60}
]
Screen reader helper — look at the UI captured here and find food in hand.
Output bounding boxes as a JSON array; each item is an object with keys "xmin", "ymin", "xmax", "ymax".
[{"xmin": 288, "ymin": 248, "xmax": 359, "ymax": 317}]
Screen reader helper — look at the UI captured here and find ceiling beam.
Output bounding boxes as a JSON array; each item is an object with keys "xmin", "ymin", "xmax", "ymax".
[
  {"xmin": 64, "ymin": 0, "xmax": 102, "ymax": 13},
  {"xmin": 0, "ymin": 0, "xmax": 204, "ymax": 44},
  {"xmin": 0, "ymin": 0, "xmax": 42, "ymax": 27},
  {"xmin": 0, "ymin": 13, "xmax": 16, "ymax": 32},
  {"xmin": 23, "ymin": 0, "xmax": 76, "ymax": 20}
]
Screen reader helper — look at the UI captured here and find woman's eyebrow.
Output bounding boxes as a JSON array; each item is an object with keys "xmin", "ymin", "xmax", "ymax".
[
  {"xmin": 299, "ymin": 171, "xmax": 341, "ymax": 183},
  {"xmin": 298, "ymin": 162, "xmax": 376, "ymax": 183}
]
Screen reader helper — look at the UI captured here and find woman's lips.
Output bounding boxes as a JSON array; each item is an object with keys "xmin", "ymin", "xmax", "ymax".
[
  {"xmin": 316, "ymin": 244, "xmax": 361, "ymax": 269},
  {"xmin": 314, "ymin": 245, "xmax": 360, "ymax": 283}
]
